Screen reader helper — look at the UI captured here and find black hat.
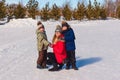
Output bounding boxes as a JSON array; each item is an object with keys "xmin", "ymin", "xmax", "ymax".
[
  {"xmin": 37, "ymin": 21, "xmax": 42, "ymax": 26},
  {"xmin": 62, "ymin": 22, "xmax": 69, "ymax": 28},
  {"xmin": 38, "ymin": 24, "xmax": 44, "ymax": 29}
]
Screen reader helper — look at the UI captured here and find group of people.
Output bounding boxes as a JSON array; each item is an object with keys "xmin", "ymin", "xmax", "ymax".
[{"xmin": 36, "ymin": 21, "xmax": 78, "ymax": 71}]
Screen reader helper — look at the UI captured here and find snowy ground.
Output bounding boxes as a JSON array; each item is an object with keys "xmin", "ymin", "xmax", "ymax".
[{"xmin": 0, "ymin": 19, "xmax": 120, "ymax": 80}]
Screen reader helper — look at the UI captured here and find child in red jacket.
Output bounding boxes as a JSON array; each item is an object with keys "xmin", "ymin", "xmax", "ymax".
[{"xmin": 48, "ymin": 25, "xmax": 67, "ymax": 71}]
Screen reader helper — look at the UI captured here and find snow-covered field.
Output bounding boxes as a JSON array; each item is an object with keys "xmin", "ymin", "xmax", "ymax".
[{"xmin": 0, "ymin": 19, "xmax": 120, "ymax": 80}]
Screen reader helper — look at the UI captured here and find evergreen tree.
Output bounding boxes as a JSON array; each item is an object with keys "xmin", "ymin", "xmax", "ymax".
[
  {"xmin": 26, "ymin": 0, "xmax": 38, "ymax": 19},
  {"xmin": 40, "ymin": 3, "xmax": 50, "ymax": 21},
  {"xmin": 100, "ymin": 6, "xmax": 107, "ymax": 19},
  {"xmin": 76, "ymin": 2, "xmax": 85, "ymax": 20},
  {"xmin": 116, "ymin": 5, "xmax": 120, "ymax": 19},
  {"xmin": 50, "ymin": 4, "xmax": 61, "ymax": 20},
  {"xmin": 86, "ymin": 0, "xmax": 94, "ymax": 20},
  {"xmin": 73, "ymin": 8, "xmax": 78, "ymax": 20},
  {"xmin": 0, "ymin": 0, "xmax": 6, "ymax": 19},
  {"xmin": 7, "ymin": 4, "xmax": 16, "ymax": 19},
  {"xmin": 62, "ymin": 3, "xmax": 72, "ymax": 20},
  {"xmin": 14, "ymin": 3, "xmax": 26, "ymax": 19},
  {"xmin": 93, "ymin": 0, "xmax": 101, "ymax": 19}
]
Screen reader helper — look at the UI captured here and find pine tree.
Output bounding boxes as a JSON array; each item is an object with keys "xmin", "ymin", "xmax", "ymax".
[
  {"xmin": 76, "ymin": 2, "xmax": 85, "ymax": 20},
  {"xmin": 0, "ymin": 0, "xmax": 6, "ymax": 19},
  {"xmin": 50, "ymin": 4, "xmax": 61, "ymax": 20},
  {"xmin": 6, "ymin": 4, "xmax": 16, "ymax": 19},
  {"xmin": 93, "ymin": 0, "xmax": 101, "ymax": 19},
  {"xmin": 100, "ymin": 6, "xmax": 107, "ymax": 19},
  {"xmin": 14, "ymin": 3, "xmax": 26, "ymax": 19},
  {"xmin": 86, "ymin": 0, "xmax": 94, "ymax": 20},
  {"xmin": 62, "ymin": 3, "xmax": 72, "ymax": 20},
  {"xmin": 26, "ymin": 0, "xmax": 38, "ymax": 19},
  {"xmin": 73, "ymin": 8, "xmax": 78, "ymax": 20},
  {"xmin": 40, "ymin": 3, "xmax": 50, "ymax": 21},
  {"xmin": 116, "ymin": 5, "xmax": 120, "ymax": 19}
]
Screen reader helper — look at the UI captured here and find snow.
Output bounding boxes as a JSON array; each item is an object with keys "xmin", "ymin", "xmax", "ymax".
[
  {"xmin": 0, "ymin": 17, "xmax": 8, "ymax": 25},
  {"xmin": 0, "ymin": 18, "xmax": 120, "ymax": 80}
]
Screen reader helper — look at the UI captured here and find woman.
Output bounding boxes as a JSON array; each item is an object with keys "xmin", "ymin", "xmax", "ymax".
[{"xmin": 48, "ymin": 25, "xmax": 67, "ymax": 71}]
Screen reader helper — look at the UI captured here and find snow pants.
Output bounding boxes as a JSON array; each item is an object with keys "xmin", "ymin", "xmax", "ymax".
[
  {"xmin": 66, "ymin": 50, "xmax": 77, "ymax": 68},
  {"xmin": 47, "ymin": 52, "xmax": 58, "ymax": 67},
  {"xmin": 47, "ymin": 52, "xmax": 63, "ymax": 68},
  {"xmin": 37, "ymin": 50, "xmax": 47, "ymax": 67}
]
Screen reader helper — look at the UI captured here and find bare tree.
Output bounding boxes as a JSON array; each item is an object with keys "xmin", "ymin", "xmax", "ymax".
[
  {"xmin": 115, "ymin": 0, "xmax": 120, "ymax": 9},
  {"xmin": 104, "ymin": 0, "xmax": 116, "ymax": 17}
]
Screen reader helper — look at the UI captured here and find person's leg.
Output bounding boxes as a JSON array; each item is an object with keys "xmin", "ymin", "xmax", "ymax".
[
  {"xmin": 41, "ymin": 50, "xmax": 47, "ymax": 68},
  {"xmin": 47, "ymin": 52, "xmax": 59, "ymax": 71},
  {"xmin": 70, "ymin": 51, "xmax": 78, "ymax": 70},
  {"xmin": 47, "ymin": 52, "xmax": 53, "ymax": 65},
  {"xmin": 66, "ymin": 51, "xmax": 71, "ymax": 70},
  {"xmin": 37, "ymin": 51, "xmax": 44, "ymax": 68},
  {"xmin": 47, "ymin": 52, "xmax": 57, "ymax": 64}
]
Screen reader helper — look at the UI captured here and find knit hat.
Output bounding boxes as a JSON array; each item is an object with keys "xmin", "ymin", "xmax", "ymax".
[
  {"xmin": 38, "ymin": 24, "xmax": 44, "ymax": 29},
  {"xmin": 55, "ymin": 25, "xmax": 62, "ymax": 32},
  {"xmin": 37, "ymin": 21, "xmax": 42, "ymax": 26},
  {"xmin": 62, "ymin": 22, "xmax": 69, "ymax": 28}
]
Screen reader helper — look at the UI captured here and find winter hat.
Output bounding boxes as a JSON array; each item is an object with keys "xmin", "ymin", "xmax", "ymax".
[
  {"xmin": 37, "ymin": 21, "xmax": 42, "ymax": 26},
  {"xmin": 38, "ymin": 24, "xmax": 44, "ymax": 29},
  {"xmin": 55, "ymin": 25, "xmax": 62, "ymax": 32},
  {"xmin": 62, "ymin": 22, "xmax": 70, "ymax": 28}
]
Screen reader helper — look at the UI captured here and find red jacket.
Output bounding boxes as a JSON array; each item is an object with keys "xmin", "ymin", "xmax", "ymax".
[{"xmin": 52, "ymin": 36, "xmax": 67, "ymax": 64}]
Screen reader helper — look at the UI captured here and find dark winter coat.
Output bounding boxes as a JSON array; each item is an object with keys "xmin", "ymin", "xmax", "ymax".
[{"xmin": 62, "ymin": 28, "xmax": 76, "ymax": 51}]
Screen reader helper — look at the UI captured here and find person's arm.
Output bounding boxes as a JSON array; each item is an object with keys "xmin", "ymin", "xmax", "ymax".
[
  {"xmin": 37, "ymin": 33, "xmax": 44, "ymax": 41},
  {"xmin": 42, "ymin": 39, "xmax": 50, "ymax": 46},
  {"xmin": 37, "ymin": 33, "xmax": 50, "ymax": 46},
  {"xmin": 64, "ymin": 29, "xmax": 75, "ymax": 42}
]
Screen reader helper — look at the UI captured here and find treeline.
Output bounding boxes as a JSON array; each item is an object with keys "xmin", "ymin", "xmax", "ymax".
[{"xmin": 0, "ymin": 0, "xmax": 120, "ymax": 21}]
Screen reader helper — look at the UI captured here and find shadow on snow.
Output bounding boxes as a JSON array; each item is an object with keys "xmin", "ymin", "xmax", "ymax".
[{"xmin": 76, "ymin": 57, "xmax": 102, "ymax": 68}]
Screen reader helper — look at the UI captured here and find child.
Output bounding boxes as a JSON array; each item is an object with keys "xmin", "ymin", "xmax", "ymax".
[
  {"xmin": 48, "ymin": 25, "xmax": 67, "ymax": 71},
  {"xmin": 62, "ymin": 22, "xmax": 78, "ymax": 70},
  {"xmin": 36, "ymin": 21, "xmax": 50, "ymax": 69}
]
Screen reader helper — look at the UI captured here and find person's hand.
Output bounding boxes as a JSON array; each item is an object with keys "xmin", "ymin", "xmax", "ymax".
[{"xmin": 49, "ymin": 43, "xmax": 53, "ymax": 48}]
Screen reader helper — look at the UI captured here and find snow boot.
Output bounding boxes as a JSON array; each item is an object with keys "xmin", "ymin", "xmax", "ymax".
[
  {"xmin": 58, "ymin": 64, "xmax": 64, "ymax": 70},
  {"xmin": 48, "ymin": 62, "xmax": 59, "ymax": 71},
  {"xmin": 48, "ymin": 66, "xmax": 59, "ymax": 71},
  {"xmin": 42, "ymin": 66, "xmax": 48, "ymax": 69},
  {"xmin": 72, "ymin": 64, "xmax": 78, "ymax": 70},
  {"xmin": 37, "ymin": 64, "xmax": 42, "ymax": 69},
  {"xmin": 66, "ymin": 63, "xmax": 70, "ymax": 70}
]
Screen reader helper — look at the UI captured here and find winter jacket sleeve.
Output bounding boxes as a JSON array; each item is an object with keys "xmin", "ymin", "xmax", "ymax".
[
  {"xmin": 37, "ymin": 33, "xmax": 44, "ymax": 41},
  {"xmin": 37, "ymin": 33, "xmax": 50, "ymax": 46},
  {"xmin": 43, "ymin": 39, "xmax": 50, "ymax": 47}
]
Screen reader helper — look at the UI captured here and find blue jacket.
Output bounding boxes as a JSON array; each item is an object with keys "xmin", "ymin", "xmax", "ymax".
[{"xmin": 62, "ymin": 28, "xmax": 76, "ymax": 51}]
